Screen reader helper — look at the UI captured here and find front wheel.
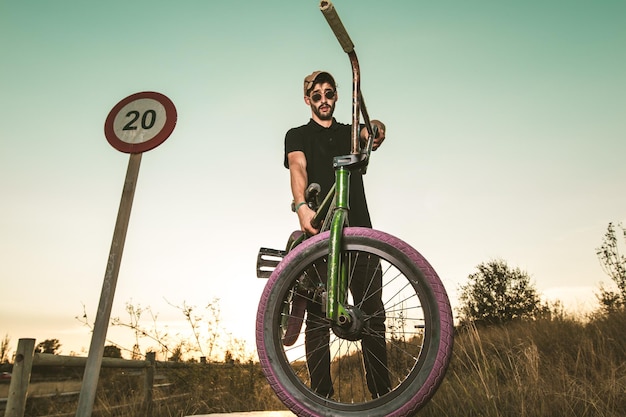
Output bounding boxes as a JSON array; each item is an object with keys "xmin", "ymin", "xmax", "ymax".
[{"xmin": 256, "ymin": 227, "xmax": 453, "ymax": 417}]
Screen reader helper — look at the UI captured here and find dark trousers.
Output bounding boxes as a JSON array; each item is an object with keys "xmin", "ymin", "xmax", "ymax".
[{"xmin": 305, "ymin": 254, "xmax": 391, "ymax": 398}]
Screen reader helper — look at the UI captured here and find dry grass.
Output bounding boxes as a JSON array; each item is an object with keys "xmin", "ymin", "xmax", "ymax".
[
  {"xmin": 0, "ymin": 380, "xmax": 81, "ymax": 398},
  {"xmin": 4, "ymin": 310, "xmax": 624, "ymax": 416},
  {"xmin": 418, "ymin": 309, "xmax": 626, "ymax": 417},
  {"xmin": 15, "ymin": 362, "xmax": 285, "ymax": 417}
]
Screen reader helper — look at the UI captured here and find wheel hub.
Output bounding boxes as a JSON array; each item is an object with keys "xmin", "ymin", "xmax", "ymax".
[{"xmin": 331, "ymin": 306, "xmax": 365, "ymax": 341}]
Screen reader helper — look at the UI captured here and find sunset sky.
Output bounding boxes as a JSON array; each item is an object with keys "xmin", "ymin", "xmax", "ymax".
[{"xmin": 1, "ymin": 0, "xmax": 625, "ymax": 358}]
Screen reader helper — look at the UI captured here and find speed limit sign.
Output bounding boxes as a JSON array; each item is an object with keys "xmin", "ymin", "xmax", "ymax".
[{"xmin": 104, "ymin": 91, "xmax": 177, "ymax": 153}]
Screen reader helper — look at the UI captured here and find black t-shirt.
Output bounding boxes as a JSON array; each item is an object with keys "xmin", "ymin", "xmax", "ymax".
[{"xmin": 284, "ymin": 118, "xmax": 372, "ymax": 228}]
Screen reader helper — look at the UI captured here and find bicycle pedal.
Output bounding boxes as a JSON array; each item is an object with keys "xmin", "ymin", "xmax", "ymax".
[{"xmin": 256, "ymin": 247, "xmax": 287, "ymax": 278}]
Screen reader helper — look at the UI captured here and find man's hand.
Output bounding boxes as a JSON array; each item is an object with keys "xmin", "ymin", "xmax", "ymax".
[
  {"xmin": 371, "ymin": 120, "xmax": 386, "ymax": 151},
  {"xmin": 297, "ymin": 205, "xmax": 319, "ymax": 236},
  {"xmin": 360, "ymin": 119, "xmax": 386, "ymax": 151}
]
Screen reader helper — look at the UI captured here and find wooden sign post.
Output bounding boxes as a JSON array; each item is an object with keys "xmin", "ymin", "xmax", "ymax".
[{"xmin": 75, "ymin": 92, "xmax": 177, "ymax": 417}]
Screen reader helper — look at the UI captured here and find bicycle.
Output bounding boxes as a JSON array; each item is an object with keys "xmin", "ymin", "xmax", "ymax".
[{"xmin": 255, "ymin": 2, "xmax": 453, "ymax": 416}]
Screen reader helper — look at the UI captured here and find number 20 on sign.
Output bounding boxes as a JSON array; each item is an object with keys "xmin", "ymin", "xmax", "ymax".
[{"xmin": 104, "ymin": 91, "xmax": 177, "ymax": 153}]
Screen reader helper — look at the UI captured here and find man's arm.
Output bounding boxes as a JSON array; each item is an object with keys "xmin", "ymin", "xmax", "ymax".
[{"xmin": 287, "ymin": 151, "xmax": 319, "ymax": 235}]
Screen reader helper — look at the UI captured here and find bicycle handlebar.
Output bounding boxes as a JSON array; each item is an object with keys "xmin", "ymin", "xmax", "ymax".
[{"xmin": 320, "ymin": 1, "xmax": 354, "ymax": 53}]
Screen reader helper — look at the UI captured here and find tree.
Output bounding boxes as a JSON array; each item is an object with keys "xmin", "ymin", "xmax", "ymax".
[
  {"xmin": 35, "ymin": 339, "xmax": 61, "ymax": 354},
  {"xmin": 103, "ymin": 345, "xmax": 122, "ymax": 359},
  {"xmin": 457, "ymin": 259, "xmax": 542, "ymax": 326},
  {"xmin": 596, "ymin": 222, "xmax": 626, "ymax": 311}
]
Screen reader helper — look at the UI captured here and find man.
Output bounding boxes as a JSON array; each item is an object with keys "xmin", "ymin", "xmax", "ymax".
[{"xmin": 283, "ymin": 70, "xmax": 391, "ymax": 398}]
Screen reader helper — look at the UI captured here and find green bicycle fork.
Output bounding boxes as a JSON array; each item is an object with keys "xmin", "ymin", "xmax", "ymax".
[{"xmin": 326, "ymin": 166, "xmax": 351, "ymax": 325}]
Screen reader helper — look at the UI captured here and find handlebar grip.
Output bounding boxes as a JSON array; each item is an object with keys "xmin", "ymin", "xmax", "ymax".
[{"xmin": 320, "ymin": 1, "xmax": 355, "ymax": 53}]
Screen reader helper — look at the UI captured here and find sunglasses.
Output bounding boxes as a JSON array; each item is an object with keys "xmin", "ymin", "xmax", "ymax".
[{"xmin": 310, "ymin": 90, "xmax": 336, "ymax": 103}]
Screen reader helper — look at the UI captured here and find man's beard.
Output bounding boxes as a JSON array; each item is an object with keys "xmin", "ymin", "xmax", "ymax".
[{"xmin": 312, "ymin": 102, "xmax": 335, "ymax": 121}]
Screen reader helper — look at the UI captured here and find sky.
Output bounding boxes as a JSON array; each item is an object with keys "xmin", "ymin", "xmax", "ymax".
[{"xmin": 1, "ymin": 0, "xmax": 625, "ymax": 360}]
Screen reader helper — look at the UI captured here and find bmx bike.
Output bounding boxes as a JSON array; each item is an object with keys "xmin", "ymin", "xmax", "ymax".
[{"xmin": 255, "ymin": 2, "xmax": 453, "ymax": 416}]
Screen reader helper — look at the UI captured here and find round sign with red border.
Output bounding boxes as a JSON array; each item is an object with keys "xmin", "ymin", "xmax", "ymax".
[{"xmin": 104, "ymin": 91, "xmax": 177, "ymax": 153}]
